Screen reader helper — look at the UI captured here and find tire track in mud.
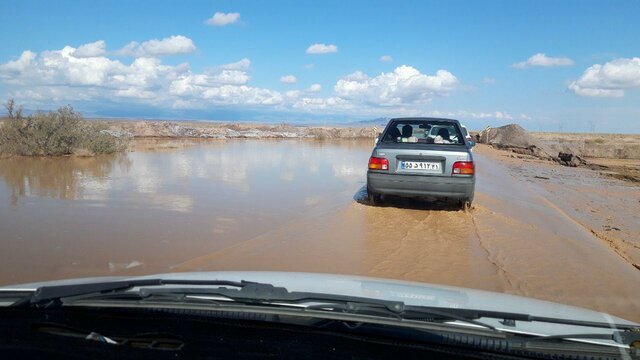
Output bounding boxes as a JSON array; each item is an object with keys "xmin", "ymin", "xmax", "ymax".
[
  {"xmin": 365, "ymin": 209, "xmax": 435, "ymax": 275},
  {"xmin": 361, "ymin": 202, "xmax": 508, "ymax": 292},
  {"xmin": 467, "ymin": 207, "xmax": 519, "ymax": 291}
]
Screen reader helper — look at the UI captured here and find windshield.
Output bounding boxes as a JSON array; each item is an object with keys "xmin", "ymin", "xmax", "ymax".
[
  {"xmin": 0, "ymin": 1, "xmax": 639, "ymax": 357},
  {"xmin": 380, "ymin": 120, "xmax": 465, "ymax": 145}
]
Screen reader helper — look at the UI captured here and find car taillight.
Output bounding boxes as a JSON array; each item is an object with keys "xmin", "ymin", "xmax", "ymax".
[
  {"xmin": 452, "ymin": 161, "xmax": 474, "ymax": 175},
  {"xmin": 368, "ymin": 156, "xmax": 389, "ymax": 171}
]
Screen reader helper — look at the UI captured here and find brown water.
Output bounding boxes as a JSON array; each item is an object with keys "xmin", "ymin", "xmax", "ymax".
[
  {"xmin": 0, "ymin": 139, "xmax": 373, "ymax": 283},
  {"xmin": 1, "ymin": 139, "xmax": 639, "ymax": 321}
]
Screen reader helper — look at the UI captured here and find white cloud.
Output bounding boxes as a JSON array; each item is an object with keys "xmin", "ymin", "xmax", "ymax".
[
  {"xmin": 1, "ymin": 44, "xmax": 469, "ymax": 118},
  {"xmin": 280, "ymin": 75, "xmax": 297, "ymax": 84},
  {"xmin": 308, "ymin": 83, "xmax": 322, "ymax": 92},
  {"xmin": 304, "ymin": 63, "xmax": 315, "ymax": 69},
  {"xmin": 568, "ymin": 57, "xmax": 640, "ymax": 98},
  {"xmin": 0, "ymin": 50, "xmax": 36, "ymax": 74},
  {"xmin": 306, "ymin": 43, "xmax": 338, "ymax": 54},
  {"xmin": 198, "ymin": 86, "xmax": 283, "ymax": 105},
  {"xmin": 170, "ymin": 70, "xmax": 250, "ymax": 97},
  {"xmin": 379, "ymin": 55, "xmax": 393, "ymax": 62},
  {"xmin": 0, "ymin": 44, "xmax": 285, "ymax": 108},
  {"xmin": 116, "ymin": 35, "xmax": 196, "ymax": 57},
  {"xmin": 72, "ymin": 40, "xmax": 107, "ymax": 58},
  {"xmin": 206, "ymin": 12, "xmax": 240, "ymax": 26},
  {"xmin": 512, "ymin": 53, "xmax": 574, "ymax": 69},
  {"xmin": 482, "ymin": 77, "xmax": 496, "ymax": 84},
  {"xmin": 220, "ymin": 58, "xmax": 250, "ymax": 70},
  {"xmin": 334, "ymin": 65, "xmax": 457, "ymax": 106},
  {"xmin": 418, "ymin": 110, "xmax": 517, "ymax": 121}
]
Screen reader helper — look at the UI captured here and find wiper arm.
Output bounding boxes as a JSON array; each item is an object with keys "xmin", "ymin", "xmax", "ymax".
[
  {"xmin": 135, "ymin": 283, "xmax": 407, "ymax": 313},
  {"xmin": 12, "ymin": 278, "xmax": 258, "ymax": 307},
  {"xmin": 28, "ymin": 280, "xmax": 496, "ymax": 331},
  {"xmin": 107, "ymin": 284, "xmax": 498, "ymax": 331},
  {"xmin": 18, "ymin": 279, "xmax": 636, "ymax": 343},
  {"xmin": 402, "ymin": 306, "xmax": 639, "ymax": 332}
]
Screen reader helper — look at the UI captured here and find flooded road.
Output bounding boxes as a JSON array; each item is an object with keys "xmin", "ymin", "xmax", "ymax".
[
  {"xmin": 0, "ymin": 139, "xmax": 371, "ymax": 283},
  {"xmin": 1, "ymin": 139, "xmax": 639, "ymax": 321}
]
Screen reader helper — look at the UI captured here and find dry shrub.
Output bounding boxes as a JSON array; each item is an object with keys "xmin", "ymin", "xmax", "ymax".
[{"xmin": 0, "ymin": 99, "xmax": 128, "ymax": 156}]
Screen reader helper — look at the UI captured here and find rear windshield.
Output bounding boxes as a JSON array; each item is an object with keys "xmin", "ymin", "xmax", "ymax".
[{"xmin": 380, "ymin": 120, "xmax": 465, "ymax": 145}]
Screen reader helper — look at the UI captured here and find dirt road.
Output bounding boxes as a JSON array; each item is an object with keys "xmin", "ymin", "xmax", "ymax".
[{"xmin": 172, "ymin": 144, "xmax": 640, "ymax": 321}]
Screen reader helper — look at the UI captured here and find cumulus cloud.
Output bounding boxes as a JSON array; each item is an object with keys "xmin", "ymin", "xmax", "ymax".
[
  {"xmin": 1, "ymin": 44, "xmax": 469, "ymax": 117},
  {"xmin": 280, "ymin": 75, "xmax": 297, "ymax": 84},
  {"xmin": 568, "ymin": 57, "xmax": 640, "ymax": 98},
  {"xmin": 220, "ymin": 58, "xmax": 250, "ymax": 70},
  {"xmin": 334, "ymin": 65, "xmax": 457, "ymax": 106},
  {"xmin": 0, "ymin": 50, "xmax": 36, "ymax": 74},
  {"xmin": 116, "ymin": 35, "xmax": 196, "ymax": 57},
  {"xmin": 306, "ymin": 43, "xmax": 338, "ymax": 54},
  {"xmin": 72, "ymin": 40, "xmax": 107, "ymax": 58},
  {"xmin": 0, "ymin": 45, "xmax": 284, "ymax": 108},
  {"xmin": 206, "ymin": 12, "xmax": 240, "ymax": 26},
  {"xmin": 379, "ymin": 55, "xmax": 393, "ymax": 62},
  {"xmin": 512, "ymin": 53, "xmax": 574, "ymax": 69},
  {"xmin": 307, "ymin": 83, "xmax": 322, "ymax": 92}
]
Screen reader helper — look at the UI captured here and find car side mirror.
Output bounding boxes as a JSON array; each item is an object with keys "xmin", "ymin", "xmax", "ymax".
[
  {"xmin": 375, "ymin": 132, "xmax": 382, "ymax": 144},
  {"xmin": 468, "ymin": 141, "xmax": 476, "ymax": 147}
]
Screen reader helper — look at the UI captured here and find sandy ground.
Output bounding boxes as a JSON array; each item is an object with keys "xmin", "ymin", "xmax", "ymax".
[{"xmin": 170, "ymin": 144, "xmax": 640, "ymax": 321}]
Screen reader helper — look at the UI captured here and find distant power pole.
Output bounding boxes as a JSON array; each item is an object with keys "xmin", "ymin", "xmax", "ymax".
[{"xmin": 589, "ymin": 120, "xmax": 596, "ymax": 133}]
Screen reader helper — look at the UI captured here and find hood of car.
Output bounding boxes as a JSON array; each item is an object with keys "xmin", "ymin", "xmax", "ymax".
[{"xmin": 3, "ymin": 271, "xmax": 636, "ymax": 341}]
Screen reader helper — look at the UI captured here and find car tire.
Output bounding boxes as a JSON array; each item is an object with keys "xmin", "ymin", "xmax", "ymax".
[
  {"xmin": 367, "ymin": 186, "xmax": 382, "ymax": 205},
  {"xmin": 461, "ymin": 199, "xmax": 472, "ymax": 211}
]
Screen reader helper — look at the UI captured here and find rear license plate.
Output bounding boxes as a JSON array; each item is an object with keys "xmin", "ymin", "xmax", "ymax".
[{"xmin": 400, "ymin": 161, "xmax": 441, "ymax": 171}]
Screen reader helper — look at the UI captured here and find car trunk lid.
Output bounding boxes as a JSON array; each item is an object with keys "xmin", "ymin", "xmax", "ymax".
[{"xmin": 373, "ymin": 144, "xmax": 471, "ymax": 176}]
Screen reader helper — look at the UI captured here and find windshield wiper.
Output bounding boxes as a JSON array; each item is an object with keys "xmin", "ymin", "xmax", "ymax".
[
  {"xmin": 13, "ymin": 280, "xmax": 497, "ymax": 332},
  {"xmin": 136, "ymin": 285, "xmax": 498, "ymax": 331},
  {"xmin": 11, "ymin": 278, "xmax": 258, "ymax": 307},
  {"xmin": 13, "ymin": 279, "xmax": 639, "ymax": 346},
  {"xmin": 525, "ymin": 330, "xmax": 640, "ymax": 347}
]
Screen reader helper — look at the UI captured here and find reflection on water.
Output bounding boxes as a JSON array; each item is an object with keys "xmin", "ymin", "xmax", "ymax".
[
  {"xmin": 0, "ymin": 139, "xmax": 372, "ymax": 284},
  {"xmin": 0, "ymin": 155, "xmax": 131, "ymax": 205}
]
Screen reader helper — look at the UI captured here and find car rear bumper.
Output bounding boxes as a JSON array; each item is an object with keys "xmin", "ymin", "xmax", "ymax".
[{"xmin": 367, "ymin": 172, "xmax": 475, "ymax": 200}]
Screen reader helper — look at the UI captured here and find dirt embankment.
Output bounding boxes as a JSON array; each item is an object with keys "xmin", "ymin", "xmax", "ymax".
[
  {"xmin": 99, "ymin": 120, "xmax": 379, "ymax": 140},
  {"xmin": 476, "ymin": 124, "xmax": 640, "ymax": 183}
]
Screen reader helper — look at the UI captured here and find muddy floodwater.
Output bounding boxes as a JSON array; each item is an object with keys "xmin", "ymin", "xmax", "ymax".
[{"xmin": 1, "ymin": 139, "xmax": 639, "ymax": 321}]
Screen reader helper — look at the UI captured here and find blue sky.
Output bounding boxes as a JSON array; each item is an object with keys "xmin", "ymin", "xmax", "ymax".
[{"xmin": 1, "ymin": 0, "xmax": 639, "ymax": 132}]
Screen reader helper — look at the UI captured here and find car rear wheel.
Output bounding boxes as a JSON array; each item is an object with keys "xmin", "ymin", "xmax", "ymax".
[{"xmin": 367, "ymin": 186, "xmax": 382, "ymax": 205}]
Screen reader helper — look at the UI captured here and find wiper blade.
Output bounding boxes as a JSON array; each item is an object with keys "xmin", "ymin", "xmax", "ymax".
[
  {"xmin": 18, "ymin": 279, "xmax": 636, "ymax": 340},
  {"xmin": 525, "ymin": 329, "xmax": 640, "ymax": 347},
  {"xmin": 100, "ymin": 283, "xmax": 498, "ymax": 331},
  {"xmin": 134, "ymin": 283, "xmax": 407, "ymax": 313},
  {"xmin": 25, "ymin": 280, "xmax": 496, "ymax": 331},
  {"xmin": 404, "ymin": 306, "xmax": 639, "ymax": 332},
  {"xmin": 12, "ymin": 278, "xmax": 258, "ymax": 307}
]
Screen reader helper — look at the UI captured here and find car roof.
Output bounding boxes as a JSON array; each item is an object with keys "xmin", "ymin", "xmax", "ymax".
[{"xmin": 388, "ymin": 117, "xmax": 460, "ymax": 123}]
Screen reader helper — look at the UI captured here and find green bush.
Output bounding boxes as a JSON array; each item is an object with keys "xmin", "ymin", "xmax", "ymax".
[{"xmin": 0, "ymin": 99, "xmax": 128, "ymax": 156}]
